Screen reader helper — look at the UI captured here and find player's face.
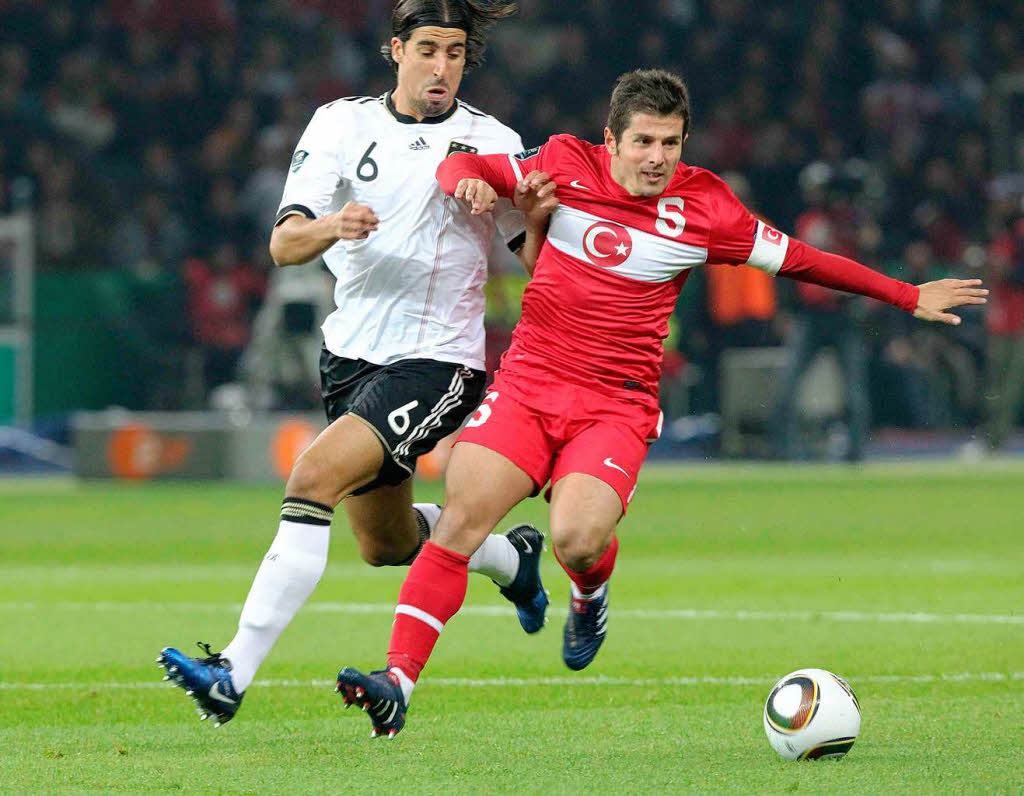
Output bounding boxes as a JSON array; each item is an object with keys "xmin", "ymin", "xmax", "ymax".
[
  {"xmin": 605, "ymin": 113, "xmax": 687, "ymax": 197},
  {"xmin": 392, "ymin": 27, "xmax": 467, "ymax": 120}
]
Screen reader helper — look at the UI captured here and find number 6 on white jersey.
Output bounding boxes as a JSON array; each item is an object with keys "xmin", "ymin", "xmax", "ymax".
[{"xmin": 466, "ymin": 391, "xmax": 499, "ymax": 428}]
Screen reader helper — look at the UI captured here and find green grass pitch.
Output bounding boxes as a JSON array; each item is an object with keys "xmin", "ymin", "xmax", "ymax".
[{"xmin": 1, "ymin": 462, "xmax": 1023, "ymax": 793}]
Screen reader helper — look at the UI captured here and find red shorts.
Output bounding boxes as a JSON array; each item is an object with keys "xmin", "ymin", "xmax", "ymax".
[{"xmin": 455, "ymin": 371, "xmax": 660, "ymax": 513}]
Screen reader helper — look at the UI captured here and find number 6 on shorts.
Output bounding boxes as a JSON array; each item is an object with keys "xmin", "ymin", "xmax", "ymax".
[
  {"xmin": 387, "ymin": 400, "xmax": 420, "ymax": 435},
  {"xmin": 466, "ymin": 391, "xmax": 499, "ymax": 428}
]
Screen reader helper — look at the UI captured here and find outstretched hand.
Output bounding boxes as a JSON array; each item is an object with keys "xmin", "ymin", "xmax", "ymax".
[
  {"xmin": 514, "ymin": 171, "xmax": 559, "ymax": 226},
  {"xmin": 913, "ymin": 278, "xmax": 988, "ymax": 325},
  {"xmin": 454, "ymin": 178, "xmax": 498, "ymax": 215}
]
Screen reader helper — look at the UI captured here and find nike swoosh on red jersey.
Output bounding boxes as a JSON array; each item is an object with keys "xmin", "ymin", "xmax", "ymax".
[{"xmin": 603, "ymin": 457, "xmax": 629, "ymax": 476}]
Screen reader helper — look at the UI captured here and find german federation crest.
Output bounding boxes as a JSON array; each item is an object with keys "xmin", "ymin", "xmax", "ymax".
[{"xmin": 446, "ymin": 141, "xmax": 479, "ymax": 158}]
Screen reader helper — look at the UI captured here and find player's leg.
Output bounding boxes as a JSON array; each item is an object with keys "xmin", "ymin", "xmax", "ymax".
[
  {"xmin": 549, "ymin": 474, "xmax": 622, "ymax": 671},
  {"xmin": 157, "ymin": 354, "xmax": 405, "ymax": 722},
  {"xmin": 343, "ymin": 466, "xmax": 532, "ymax": 588},
  {"xmin": 157, "ymin": 410, "xmax": 386, "ymax": 724},
  {"xmin": 337, "ymin": 388, "xmax": 555, "ymax": 736},
  {"xmin": 342, "ymin": 479, "xmax": 424, "ymax": 566},
  {"xmin": 344, "ymin": 477, "xmax": 534, "ymax": 599},
  {"xmin": 337, "ymin": 362, "xmax": 534, "ymax": 591},
  {"xmin": 222, "ymin": 412, "xmax": 386, "ymax": 677},
  {"xmin": 548, "ymin": 421, "xmax": 648, "ymax": 670},
  {"xmin": 337, "ymin": 442, "xmax": 537, "ymax": 736}
]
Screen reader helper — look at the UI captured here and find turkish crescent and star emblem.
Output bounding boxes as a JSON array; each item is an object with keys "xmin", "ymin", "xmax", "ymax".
[
  {"xmin": 761, "ymin": 225, "xmax": 783, "ymax": 244},
  {"xmin": 582, "ymin": 221, "xmax": 632, "ymax": 267}
]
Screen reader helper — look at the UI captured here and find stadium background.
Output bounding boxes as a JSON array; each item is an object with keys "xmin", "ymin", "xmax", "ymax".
[
  {"xmin": 2, "ymin": 4, "xmax": 1023, "ymax": 791},
  {"xmin": 1, "ymin": 0, "xmax": 1023, "ymax": 470}
]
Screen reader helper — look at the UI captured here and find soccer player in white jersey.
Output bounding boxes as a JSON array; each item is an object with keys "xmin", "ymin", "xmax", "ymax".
[{"xmin": 158, "ymin": 0, "xmax": 556, "ymax": 726}]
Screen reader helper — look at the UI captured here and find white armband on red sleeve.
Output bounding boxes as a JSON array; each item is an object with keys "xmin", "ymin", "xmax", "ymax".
[
  {"xmin": 745, "ymin": 220, "xmax": 789, "ymax": 275},
  {"xmin": 507, "ymin": 154, "xmax": 524, "ymax": 182}
]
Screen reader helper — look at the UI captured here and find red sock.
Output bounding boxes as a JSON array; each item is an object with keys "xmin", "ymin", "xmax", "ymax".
[
  {"xmin": 554, "ymin": 535, "xmax": 619, "ymax": 595},
  {"xmin": 386, "ymin": 541, "xmax": 469, "ymax": 682}
]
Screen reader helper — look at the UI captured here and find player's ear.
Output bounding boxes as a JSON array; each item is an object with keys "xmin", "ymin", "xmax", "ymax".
[
  {"xmin": 604, "ymin": 127, "xmax": 617, "ymax": 155},
  {"xmin": 391, "ymin": 37, "xmax": 404, "ymax": 63}
]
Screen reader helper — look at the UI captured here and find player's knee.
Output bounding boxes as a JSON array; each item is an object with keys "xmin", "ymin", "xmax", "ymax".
[
  {"xmin": 551, "ymin": 525, "xmax": 610, "ymax": 572},
  {"xmin": 350, "ymin": 518, "xmax": 419, "ymax": 567},
  {"xmin": 358, "ymin": 540, "xmax": 413, "ymax": 567},
  {"xmin": 431, "ymin": 500, "xmax": 486, "ymax": 550},
  {"xmin": 285, "ymin": 448, "xmax": 329, "ymax": 499}
]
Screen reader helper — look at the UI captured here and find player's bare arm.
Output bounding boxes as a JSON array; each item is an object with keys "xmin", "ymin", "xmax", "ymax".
[
  {"xmin": 514, "ymin": 170, "xmax": 558, "ymax": 275},
  {"xmin": 912, "ymin": 278, "xmax": 988, "ymax": 325},
  {"xmin": 269, "ymin": 201, "xmax": 379, "ymax": 266}
]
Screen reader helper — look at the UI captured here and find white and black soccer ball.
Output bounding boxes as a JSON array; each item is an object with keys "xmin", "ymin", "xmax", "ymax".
[{"xmin": 763, "ymin": 668, "xmax": 861, "ymax": 761}]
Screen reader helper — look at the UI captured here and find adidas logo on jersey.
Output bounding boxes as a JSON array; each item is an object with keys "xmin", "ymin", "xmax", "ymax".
[{"xmin": 409, "ymin": 137, "xmax": 430, "ymax": 151}]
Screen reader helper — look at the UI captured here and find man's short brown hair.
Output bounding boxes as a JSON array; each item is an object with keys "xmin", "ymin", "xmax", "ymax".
[
  {"xmin": 381, "ymin": 0, "xmax": 517, "ymax": 73},
  {"xmin": 607, "ymin": 69, "xmax": 692, "ymax": 142}
]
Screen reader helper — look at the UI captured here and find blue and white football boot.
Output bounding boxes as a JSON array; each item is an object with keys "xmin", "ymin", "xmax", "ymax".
[
  {"xmin": 562, "ymin": 583, "xmax": 609, "ymax": 670},
  {"xmin": 336, "ymin": 667, "xmax": 407, "ymax": 739},
  {"xmin": 498, "ymin": 523, "xmax": 549, "ymax": 634},
  {"xmin": 157, "ymin": 642, "xmax": 244, "ymax": 727}
]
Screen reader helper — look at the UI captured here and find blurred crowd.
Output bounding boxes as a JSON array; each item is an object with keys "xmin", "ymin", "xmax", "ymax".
[{"xmin": 1, "ymin": 0, "xmax": 1023, "ymax": 451}]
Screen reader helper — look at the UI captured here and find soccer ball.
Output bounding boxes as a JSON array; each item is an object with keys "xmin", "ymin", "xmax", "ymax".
[{"xmin": 763, "ymin": 668, "xmax": 861, "ymax": 760}]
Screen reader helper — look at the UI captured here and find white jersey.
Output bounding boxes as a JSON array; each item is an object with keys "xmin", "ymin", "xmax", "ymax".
[{"xmin": 276, "ymin": 92, "xmax": 525, "ymax": 370}]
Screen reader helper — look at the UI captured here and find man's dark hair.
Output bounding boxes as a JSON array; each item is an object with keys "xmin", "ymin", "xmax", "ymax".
[
  {"xmin": 607, "ymin": 69, "xmax": 692, "ymax": 142},
  {"xmin": 381, "ymin": 0, "xmax": 516, "ymax": 73}
]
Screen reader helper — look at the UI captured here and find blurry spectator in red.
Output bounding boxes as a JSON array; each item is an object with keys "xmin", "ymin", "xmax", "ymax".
[
  {"xmin": 184, "ymin": 239, "xmax": 266, "ymax": 395},
  {"xmin": 980, "ymin": 213, "xmax": 1024, "ymax": 450}
]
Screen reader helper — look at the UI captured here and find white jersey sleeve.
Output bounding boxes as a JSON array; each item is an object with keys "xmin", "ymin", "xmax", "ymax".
[
  {"xmin": 276, "ymin": 106, "xmax": 351, "ymax": 225},
  {"xmin": 492, "ymin": 131, "xmax": 526, "ymax": 249}
]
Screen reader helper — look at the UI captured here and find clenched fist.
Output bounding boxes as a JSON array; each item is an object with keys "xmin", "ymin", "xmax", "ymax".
[{"xmin": 333, "ymin": 201, "xmax": 379, "ymax": 240}]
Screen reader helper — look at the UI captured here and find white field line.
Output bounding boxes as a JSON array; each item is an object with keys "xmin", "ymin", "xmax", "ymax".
[
  {"xmin": 1, "ymin": 601, "xmax": 1021, "ymax": 626},
  {"xmin": 1, "ymin": 671, "xmax": 1022, "ymax": 693}
]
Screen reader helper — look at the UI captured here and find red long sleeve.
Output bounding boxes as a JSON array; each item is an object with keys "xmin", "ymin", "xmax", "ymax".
[
  {"xmin": 435, "ymin": 153, "xmax": 519, "ymax": 199},
  {"xmin": 779, "ymin": 238, "xmax": 920, "ymax": 313}
]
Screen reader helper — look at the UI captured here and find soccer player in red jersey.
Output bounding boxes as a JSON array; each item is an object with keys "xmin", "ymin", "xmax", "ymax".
[{"xmin": 335, "ymin": 69, "xmax": 987, "ymax": 737}]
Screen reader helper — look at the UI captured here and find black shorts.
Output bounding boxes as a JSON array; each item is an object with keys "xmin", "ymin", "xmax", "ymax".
[{"xmin": 320, "ymin": 348, "xmax": 486, "ymax": 495}]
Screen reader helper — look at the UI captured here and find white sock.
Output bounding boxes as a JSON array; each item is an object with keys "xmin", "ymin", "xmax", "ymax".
[
  {"xmin": 413, "ymin": 502, "xmax": 519, "ymax": 586},
  {"xmin": 390, "ymin": 666, "xmax": 416, "ymax": 705},
  {"xmin": 221, "ymin": 519, "xmax": 329, "ymax": 691},
  {"xmin": 469, "ymin": 534, "xmax": 520, "ymax": 586},
  {"xmin": 412, "ymin": 502, "xmax": 442, "ymax": 533}
]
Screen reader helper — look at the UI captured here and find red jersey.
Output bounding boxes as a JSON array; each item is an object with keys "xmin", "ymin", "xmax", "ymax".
[{"xmin": 437, "ymin": 134, "xmax": 919, "ymax": 412}]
